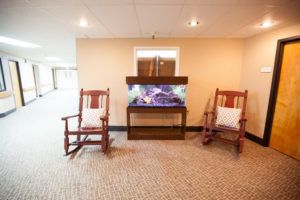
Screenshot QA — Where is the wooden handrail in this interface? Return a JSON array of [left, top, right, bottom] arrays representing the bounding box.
[[41, 83, 53, 87], [23, 86, 35, 92], [0, 91, 13, 98]]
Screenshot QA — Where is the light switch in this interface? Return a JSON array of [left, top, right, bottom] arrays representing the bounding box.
[[261, 66, 272, 73]]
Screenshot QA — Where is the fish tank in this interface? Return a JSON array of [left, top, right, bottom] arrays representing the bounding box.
[[128, 84, 186, 107]]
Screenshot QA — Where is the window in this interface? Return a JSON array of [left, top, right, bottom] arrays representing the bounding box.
[[134, 47, 179, 76], [0, 58, 6, 92]]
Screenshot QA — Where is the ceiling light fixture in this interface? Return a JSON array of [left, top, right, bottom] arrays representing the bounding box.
[[80, 20, 88, 27], [260, 21, 273, 28], [188, 20, 199, 27], [0, 36, 41, 48], [45, 57, 61, 61]]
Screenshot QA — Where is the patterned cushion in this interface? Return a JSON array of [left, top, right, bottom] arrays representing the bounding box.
[[81, 108, 105, 128], [215, 106, 241, 129]]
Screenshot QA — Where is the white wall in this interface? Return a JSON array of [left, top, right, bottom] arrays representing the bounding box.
[[56, 69, 78, 89], [39, 65, 54, 95], [18, 61, 36, 102], [0, 51, 54, 115]]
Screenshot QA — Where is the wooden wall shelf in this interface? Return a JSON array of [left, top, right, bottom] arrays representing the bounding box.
[[127, 106, 187, 140]]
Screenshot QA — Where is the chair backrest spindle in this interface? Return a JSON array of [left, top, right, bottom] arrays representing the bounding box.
[[221, 95, 224, 107]]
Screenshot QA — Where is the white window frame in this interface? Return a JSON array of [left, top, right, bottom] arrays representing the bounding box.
[[133, 47, 180, 76]]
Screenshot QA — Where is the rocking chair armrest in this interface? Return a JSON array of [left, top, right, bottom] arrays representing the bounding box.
[[239, 118, 247, 123], [100, 114, 109, 121], [61, 114, 80, 121], [241, 117, 247, 121]]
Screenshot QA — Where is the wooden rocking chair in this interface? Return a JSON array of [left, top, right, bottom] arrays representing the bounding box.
[[201, 88, 248, 153], [62, 88, 110, 156]]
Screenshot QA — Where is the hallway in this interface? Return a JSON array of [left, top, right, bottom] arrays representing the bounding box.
[[0, 89, 299, 200]]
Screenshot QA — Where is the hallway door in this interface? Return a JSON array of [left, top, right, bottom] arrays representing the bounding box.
[[269, 40, 300, 160], [9, 61, 23, 108]]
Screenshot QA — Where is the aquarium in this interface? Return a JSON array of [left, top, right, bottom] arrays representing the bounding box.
[[128, 84, 186, 107]]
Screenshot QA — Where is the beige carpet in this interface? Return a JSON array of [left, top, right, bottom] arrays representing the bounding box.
[[0, 89, 299, 200]]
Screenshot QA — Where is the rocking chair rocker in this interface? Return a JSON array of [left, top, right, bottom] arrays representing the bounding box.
[[201, 88, 248, 153], [62, 88, 110, 156]]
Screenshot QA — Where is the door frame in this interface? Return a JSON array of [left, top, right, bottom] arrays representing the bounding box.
[[262, 35, 300, 146], [8, 60, 25, 107]]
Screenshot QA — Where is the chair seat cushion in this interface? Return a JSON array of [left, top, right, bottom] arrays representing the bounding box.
[[68, 127, 105, 134], [215, 106, 241, 129], [81, 108, 105, 128]]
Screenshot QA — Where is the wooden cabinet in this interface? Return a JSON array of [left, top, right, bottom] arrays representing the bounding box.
[[127, 106, 187, 140]]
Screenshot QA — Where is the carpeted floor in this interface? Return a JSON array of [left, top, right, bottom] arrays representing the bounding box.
[[0, 89, 299, 200]]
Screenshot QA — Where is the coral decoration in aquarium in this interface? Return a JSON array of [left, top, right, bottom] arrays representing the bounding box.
[[128, 84, 186, 107]]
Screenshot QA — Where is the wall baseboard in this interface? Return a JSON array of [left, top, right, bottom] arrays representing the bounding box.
[[109, 126, 127, 131], [39, 89, 55, 97], [25, 98, 36, 105], [0, 108, 16, 118], [245, 132, 263, 145], [109, 125, 263, 146], [186, 126, 203, 132]]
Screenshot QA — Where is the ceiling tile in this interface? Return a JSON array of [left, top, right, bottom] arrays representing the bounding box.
[[27, 0, 82, 7], [77, 33, 113, 38], [136, 5, 183, 34], [185, 0, 238, 5], [0, 0, 299, 65], [114, 33, 141, 38], [199, 5, 275, 36], [88, 5, 140, 34], [81, 0, 133, 5], [230, 0, 300, 38], [135, 0, 184, 4], [171, 5, 230, 36], [41, 6, 111, 36], [0, 7, 71, 43], [142, 32, 170, 38], [236, 0, 291, 6], [0, 0, 32, 8]]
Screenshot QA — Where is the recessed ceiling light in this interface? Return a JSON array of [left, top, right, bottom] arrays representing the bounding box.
[[45, 57, 61, 61], [260, 21, 273, 28], [188, 20, 199, 27], [0, 36, 41, 48], [80, 20, 88, 27]]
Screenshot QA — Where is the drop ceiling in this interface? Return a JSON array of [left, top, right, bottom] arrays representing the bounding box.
[[0, 0, 299, 67]]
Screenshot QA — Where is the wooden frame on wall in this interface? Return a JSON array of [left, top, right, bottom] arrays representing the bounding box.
[[262, 35, 300, 146]]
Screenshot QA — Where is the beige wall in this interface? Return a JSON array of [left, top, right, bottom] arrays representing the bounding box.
[[77, 38, 244, 126], [239, 23, 300, 138]]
